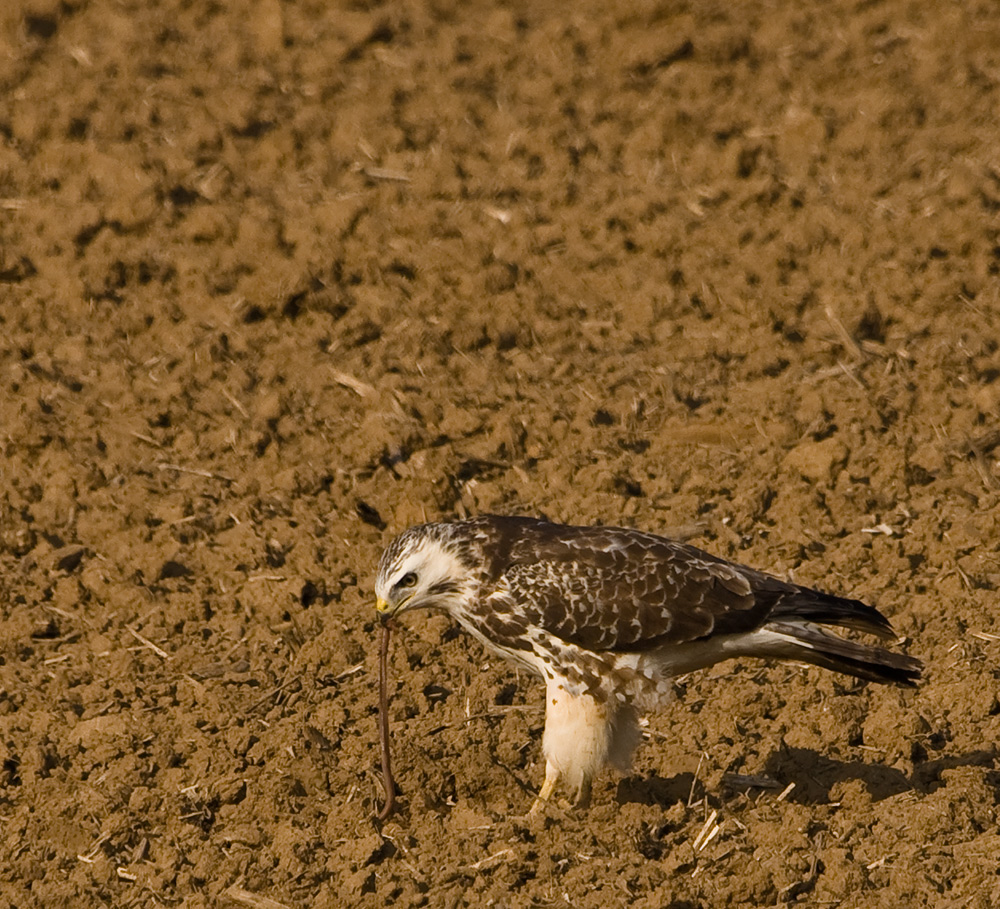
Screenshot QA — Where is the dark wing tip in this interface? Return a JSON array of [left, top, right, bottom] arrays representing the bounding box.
[[767, 588, 899, 640]]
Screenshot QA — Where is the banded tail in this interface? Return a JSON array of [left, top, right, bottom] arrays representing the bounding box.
[[763, 590, 922, 686]]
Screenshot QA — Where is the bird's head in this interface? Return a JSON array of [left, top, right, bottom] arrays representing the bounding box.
[[374, 523, 475, 623]]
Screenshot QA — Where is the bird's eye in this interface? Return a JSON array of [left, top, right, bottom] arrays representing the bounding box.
[[396, 572, 417, 590]]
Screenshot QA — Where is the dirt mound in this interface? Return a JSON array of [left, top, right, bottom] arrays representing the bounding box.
[[2, 0, 999, 905]]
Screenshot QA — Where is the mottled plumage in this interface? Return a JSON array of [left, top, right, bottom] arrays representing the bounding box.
[[374, 515, 921, 810]]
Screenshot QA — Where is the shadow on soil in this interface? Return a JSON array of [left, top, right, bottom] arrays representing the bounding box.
[[763, 745, 998, 803]]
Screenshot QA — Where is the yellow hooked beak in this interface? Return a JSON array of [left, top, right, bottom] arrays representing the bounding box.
[[376, 593, 413, 622]]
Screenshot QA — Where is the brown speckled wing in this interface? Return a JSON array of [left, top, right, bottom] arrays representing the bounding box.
[[481, 517, 783, 653]]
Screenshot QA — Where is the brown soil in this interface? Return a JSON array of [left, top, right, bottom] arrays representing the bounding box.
[[2, 0, 1000, 906]]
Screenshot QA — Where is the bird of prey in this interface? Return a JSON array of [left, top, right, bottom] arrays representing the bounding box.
[[374, 515, 921, 812]]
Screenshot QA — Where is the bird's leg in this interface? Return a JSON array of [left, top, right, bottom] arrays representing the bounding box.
[[529, 760, 560, 816], [572, 775, 592, 811]]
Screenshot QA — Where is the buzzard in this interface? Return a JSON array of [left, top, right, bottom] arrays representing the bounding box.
[[374, 515, 921, 811]]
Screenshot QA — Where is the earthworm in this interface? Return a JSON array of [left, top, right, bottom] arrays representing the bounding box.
[[376, 620, 396, 821]]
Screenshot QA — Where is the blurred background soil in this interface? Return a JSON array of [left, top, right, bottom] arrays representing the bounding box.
[[2, 0, 1000, 906]]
